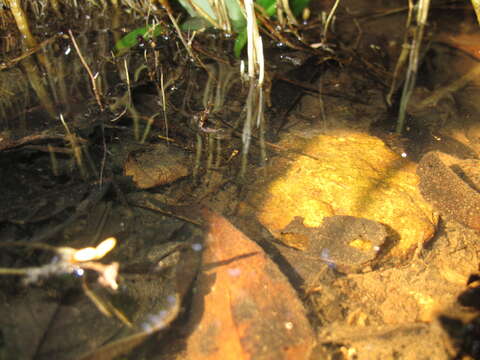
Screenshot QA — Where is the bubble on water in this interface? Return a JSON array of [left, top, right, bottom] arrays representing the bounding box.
[[228, 268, 241, 277], [141, 322, 154, 332], [320, 249, 336, 269], [191, 243, 203, 252], [140, 295, 178, 333], [73, 268, 84, 277], [141, 310, 168, 333], [167, 294, 177, 305]]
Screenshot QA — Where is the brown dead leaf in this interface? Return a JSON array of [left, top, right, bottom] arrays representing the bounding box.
[[437, 32, 480, 60], [184, 209, 315, 360]]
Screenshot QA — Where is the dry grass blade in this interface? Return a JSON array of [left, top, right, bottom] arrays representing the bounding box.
[[471, 0, 480, 24]]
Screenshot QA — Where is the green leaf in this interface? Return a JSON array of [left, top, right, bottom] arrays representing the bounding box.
[[180, 16, 212, 31], [175, 0, 312, 57], [225, 0, 246, 31], [234, 28, 248, 58], [256, 0, 309, 17], [256, 0, 277, 16], [290, 0, 310, 17], [115, 24, 164, 53]]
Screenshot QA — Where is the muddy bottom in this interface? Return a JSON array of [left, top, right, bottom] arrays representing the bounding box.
[[2, 0, 480, 359]]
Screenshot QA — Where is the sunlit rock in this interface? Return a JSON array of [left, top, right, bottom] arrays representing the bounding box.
[[247, 127, 437, 261]]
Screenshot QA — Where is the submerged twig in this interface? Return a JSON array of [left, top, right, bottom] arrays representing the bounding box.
[[387, 0, 414, 106], [276, 0, 298, 26], [416, 61, 480, 110], [59, 113, 87, 178], [241, 0, 265, 178], [159, 0, 202, 65], [130, 200, 203, 227], [0, 237, 119, 289], [68, 29, 104, 111], [322, 0, 341, 41], [81, 272, 132, 326], [396, 0, 431, 134], [158, 67, 169, 142], [0, 133, 79, 152], [0, 35, 61, 70], [27, 180, 111, 243]]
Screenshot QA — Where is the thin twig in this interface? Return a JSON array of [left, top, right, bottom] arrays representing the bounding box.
[[0, 35, 61, 70], [322, 0, 341, 41], [396, 0, 431, 134], [387, 0, 414, 106], [131, 202, 203, 227], [158, 0, 202, 65], [26, 181, 111, 243], [68, 29, 104, 111]]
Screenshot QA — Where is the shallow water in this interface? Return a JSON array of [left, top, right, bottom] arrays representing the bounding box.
[[1, 1, 480, 359]]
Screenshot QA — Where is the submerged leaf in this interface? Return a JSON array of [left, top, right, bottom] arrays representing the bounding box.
[[184, 209, 315, 360]]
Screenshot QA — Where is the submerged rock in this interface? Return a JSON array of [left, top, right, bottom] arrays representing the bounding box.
[[124, 144, 189, 189], [282, 215, 388, 273], [417, 151, 480, 230], [246, 127, 437, 262]]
